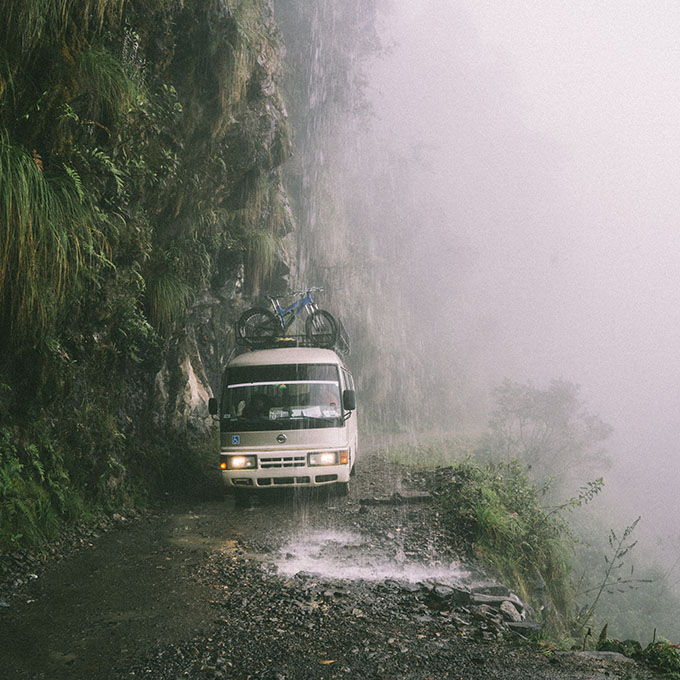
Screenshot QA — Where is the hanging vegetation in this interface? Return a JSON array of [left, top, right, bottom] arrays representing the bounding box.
[[0, 0, 293, 551]]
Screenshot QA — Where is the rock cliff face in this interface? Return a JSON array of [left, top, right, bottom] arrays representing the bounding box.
[[149, 1, 295, 437], [158, 0, 382, 436]]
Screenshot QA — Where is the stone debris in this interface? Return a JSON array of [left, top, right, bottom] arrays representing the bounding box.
[[558, 650, 636, 664], [359, 490, 434, 506], [471, 591, 524, 609], [506, 620, 545, 634], [268, 569, 538, 644], [500, 600, 524, 623]]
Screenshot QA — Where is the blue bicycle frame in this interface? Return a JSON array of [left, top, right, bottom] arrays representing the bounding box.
[[268, 290, 318, 333]]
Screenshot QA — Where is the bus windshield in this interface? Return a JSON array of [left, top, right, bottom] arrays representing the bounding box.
[[221, 363, 342, 431]]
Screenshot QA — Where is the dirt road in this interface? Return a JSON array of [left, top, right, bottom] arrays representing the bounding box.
[[0, 453, 657, 679]]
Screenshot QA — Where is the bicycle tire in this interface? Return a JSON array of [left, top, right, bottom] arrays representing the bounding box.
[[305, 309, 338, 349], [237, 307, 280, 347]]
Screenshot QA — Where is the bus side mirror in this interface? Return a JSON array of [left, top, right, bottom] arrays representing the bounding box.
[[342, 389, 356, 411], [208, 397, 218, 416]]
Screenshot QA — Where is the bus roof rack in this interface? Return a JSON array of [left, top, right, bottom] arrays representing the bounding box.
[[235, 323, 350, 357]]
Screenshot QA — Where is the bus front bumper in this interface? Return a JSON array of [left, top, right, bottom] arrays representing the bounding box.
[[220, 450, 350, 489]]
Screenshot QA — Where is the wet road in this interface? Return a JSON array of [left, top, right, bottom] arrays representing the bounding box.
[[0, 454, 657, 679], [0, 462, 416, 678]]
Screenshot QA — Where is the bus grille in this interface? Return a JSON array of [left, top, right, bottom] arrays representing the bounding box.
[[260, 455, 306, 469]]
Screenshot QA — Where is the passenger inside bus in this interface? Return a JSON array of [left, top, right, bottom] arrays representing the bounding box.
[[243, 393, 271, 418]]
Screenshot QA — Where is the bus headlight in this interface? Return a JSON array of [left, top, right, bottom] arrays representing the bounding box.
[[224, 455, 257, 470], [309, 451, 338, 466]]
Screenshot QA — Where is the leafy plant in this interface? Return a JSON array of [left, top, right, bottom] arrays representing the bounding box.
[[145, 265, 193, 331], [0, 426, 77, 547], [2, 1, 126, 59], [639, 641, 680, 677], [543, 478, 605, 519], [595, 636, 680, 678], [76, 40, 143, 127]]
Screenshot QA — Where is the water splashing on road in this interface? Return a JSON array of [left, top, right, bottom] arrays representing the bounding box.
[[275, 529, 471, 585]]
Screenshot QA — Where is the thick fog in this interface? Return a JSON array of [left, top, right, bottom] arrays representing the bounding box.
[[362, 1, 680, 544]]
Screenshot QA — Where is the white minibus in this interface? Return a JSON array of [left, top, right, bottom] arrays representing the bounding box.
[[209, 347, 357, 497]]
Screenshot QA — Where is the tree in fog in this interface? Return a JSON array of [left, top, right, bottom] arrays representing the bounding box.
[[480, 379, 612, 495]]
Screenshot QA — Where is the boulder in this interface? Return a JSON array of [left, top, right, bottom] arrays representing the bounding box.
[[499, 600, 523, 623]]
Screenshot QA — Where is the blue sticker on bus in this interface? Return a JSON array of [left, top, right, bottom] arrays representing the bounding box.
[[232, 435, 240, 445]]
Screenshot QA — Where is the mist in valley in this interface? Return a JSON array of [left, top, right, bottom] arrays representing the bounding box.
[[276, 0, 680, 635]]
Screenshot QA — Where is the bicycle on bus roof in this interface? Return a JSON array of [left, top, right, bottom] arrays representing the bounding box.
[[237, 287, 338, 349]]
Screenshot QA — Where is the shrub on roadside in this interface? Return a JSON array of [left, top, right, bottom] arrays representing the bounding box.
[[435, 459, 573, 626]]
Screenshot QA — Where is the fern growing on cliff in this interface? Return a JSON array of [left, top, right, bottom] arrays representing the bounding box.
[[77, 41, 143, 127], [146, 266, 193, 332], [0, 132, 107, 341], [0, 0, 295, 552]]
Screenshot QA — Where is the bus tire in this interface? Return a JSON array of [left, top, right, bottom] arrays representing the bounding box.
[[233, 488, 252, 508]]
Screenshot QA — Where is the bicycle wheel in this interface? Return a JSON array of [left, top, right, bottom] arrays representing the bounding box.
[[237, 307, 279, 347], [305, 309, 338, 348]]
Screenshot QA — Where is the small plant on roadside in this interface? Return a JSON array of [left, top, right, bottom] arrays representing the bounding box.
[[0, 426, 74, 547], [594, 636, 680, 679], [574, 517, 652, 634], [543, 478, 605, 519], [638, 640, 680, 678]]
